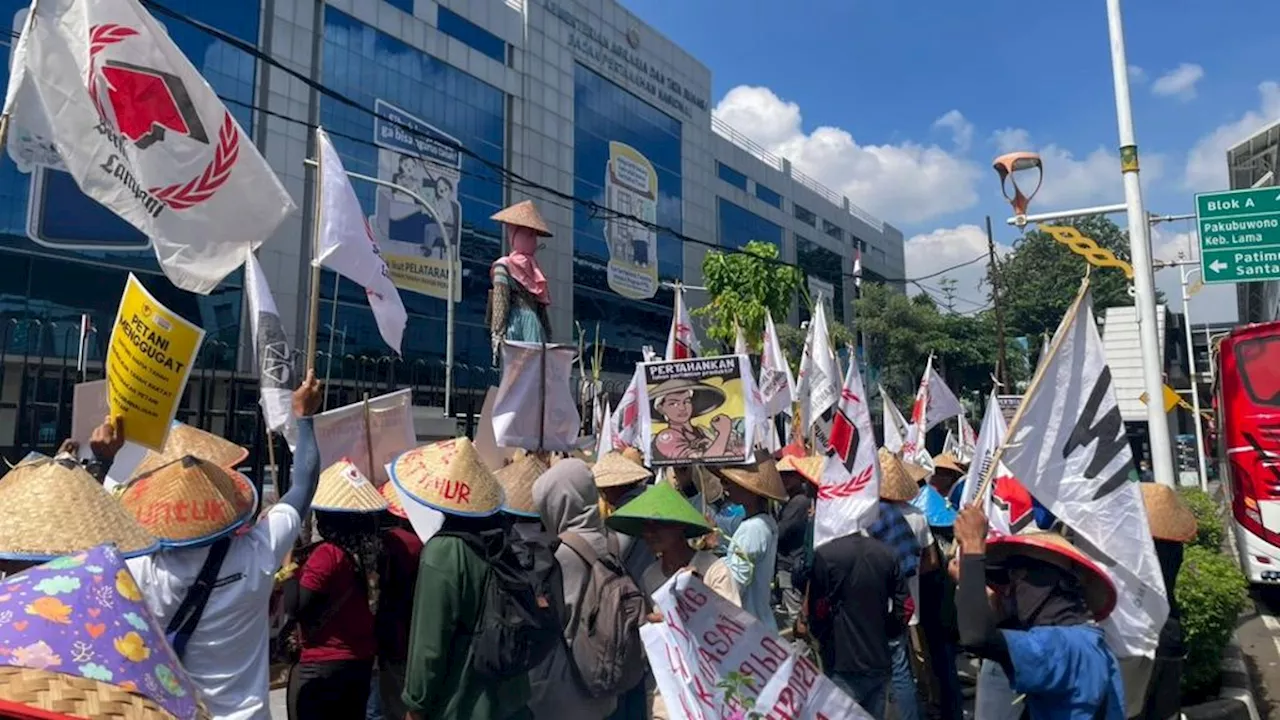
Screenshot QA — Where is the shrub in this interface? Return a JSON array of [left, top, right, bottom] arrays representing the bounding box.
[[1177, 544, 1249, 701], [1179, 487, 1225, 551]]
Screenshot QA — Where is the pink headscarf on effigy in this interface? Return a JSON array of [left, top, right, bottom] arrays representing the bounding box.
[[496, 225, 550, 305]]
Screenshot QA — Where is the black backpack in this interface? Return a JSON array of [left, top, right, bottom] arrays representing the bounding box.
[[439, 528, 563, 681]]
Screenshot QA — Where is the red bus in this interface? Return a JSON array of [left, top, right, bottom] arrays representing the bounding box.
[[1216, 320, 1280, 584]]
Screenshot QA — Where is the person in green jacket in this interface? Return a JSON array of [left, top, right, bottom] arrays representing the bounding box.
[[389, 437, 532, 720]]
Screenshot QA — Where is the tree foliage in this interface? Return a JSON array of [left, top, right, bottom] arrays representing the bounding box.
[[694, 241, 804, 351], [991, 215, 1161, 339]]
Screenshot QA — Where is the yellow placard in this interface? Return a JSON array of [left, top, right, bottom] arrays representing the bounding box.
[[105, 274, 206, 451], [1138, 384, 1182, 414], [382, 253, 461, 301]]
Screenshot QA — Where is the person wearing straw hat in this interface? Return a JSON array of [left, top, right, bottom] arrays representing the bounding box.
[[391, 438, 536, 720], [954, 506, 1125, 720], [711, 449, 787, 633], [488, 199, 553, 360], [774, 442, 818, 629], [284, 459, 386, 719], [121, 370, 324, 720], [1136, 483, 1197, 720], [373, 477, 424, 720], [593, 448, 657, 611], [930, 452, 967, 500]]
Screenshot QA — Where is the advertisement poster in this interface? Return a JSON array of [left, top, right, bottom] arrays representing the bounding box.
[[641, 355, 755, 466], [105, 274, 205, 451], [314, 388, 417, 487], [605, 141, 659, 300], [370, 98, 462, 301]]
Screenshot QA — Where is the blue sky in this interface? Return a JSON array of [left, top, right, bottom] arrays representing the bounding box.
[[621, 0, 1278, 322]]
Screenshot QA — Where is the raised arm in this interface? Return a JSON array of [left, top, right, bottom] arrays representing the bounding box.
[[280, 370, 322, 515]]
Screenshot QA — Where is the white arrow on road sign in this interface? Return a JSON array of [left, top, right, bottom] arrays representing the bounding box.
[[1210, 259, 1229, 273]]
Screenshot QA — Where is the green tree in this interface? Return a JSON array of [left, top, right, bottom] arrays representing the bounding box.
[[694, 241, 804, 351], [991, 215, 1161, 339]]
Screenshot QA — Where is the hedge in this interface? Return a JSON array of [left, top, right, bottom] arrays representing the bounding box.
[[1178, 487, 1225, 552], [1177, 544, 1249, 701]]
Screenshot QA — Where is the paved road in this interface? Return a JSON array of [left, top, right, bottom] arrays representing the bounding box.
[[1240, 585, 1280, 719]]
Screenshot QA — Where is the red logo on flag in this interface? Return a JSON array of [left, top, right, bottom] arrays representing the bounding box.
[[993, 473, 1034, 532]]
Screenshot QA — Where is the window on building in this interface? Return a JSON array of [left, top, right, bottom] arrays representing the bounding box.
[[822, 219, 843, 241], [437, 6, 507, 63], [717, 162, 748, 191], [383, 0, 414, 13], [719, 198, 783, 251], [796, 236, 846, 323], [755, 182, 782, 209], [794, 203, 816, 227]]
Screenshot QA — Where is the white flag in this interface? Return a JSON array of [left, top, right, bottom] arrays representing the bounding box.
[[760, 311, 796, 418], [797, 300, 839, 431], [595, 399, 615, 461], [244, 250, 298, 450], [925, 367, 965, 430], [492, 341, 582, 453], [901, 360, 934, 471], [881, 385, 909, 454], [665, 285, 701, 360], [4, 0, 295, 293], [733, 322, 749, 357], [814, 357, 881, 547], [315, 127, 406, 354], [611, 365, 645, 450], [960, 414, 979, 456], [942, 429, 959, 458], [958, 392, 1035, 537], [1001, 288, 1168, 659]]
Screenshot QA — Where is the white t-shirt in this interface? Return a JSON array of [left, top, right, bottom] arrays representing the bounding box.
[[899, 503, 933, 626], [126, 504, 301, 720]]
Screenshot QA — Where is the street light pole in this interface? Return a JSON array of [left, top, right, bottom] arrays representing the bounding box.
[[1105, 0, 1177, 487], [1180, 266, 1209, 491]]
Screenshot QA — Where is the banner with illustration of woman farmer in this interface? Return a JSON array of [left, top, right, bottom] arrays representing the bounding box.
[[638, 355, 764, 467]]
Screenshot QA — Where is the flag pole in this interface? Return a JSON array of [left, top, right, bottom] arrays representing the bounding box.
[[970, 276, 1091, 506], [362, 392, 376, 482], [304, 128, 325, 376]]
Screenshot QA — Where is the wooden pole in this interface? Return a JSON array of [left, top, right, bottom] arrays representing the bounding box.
[[304, 129, 325, 375], [362, 392, 376, 482]]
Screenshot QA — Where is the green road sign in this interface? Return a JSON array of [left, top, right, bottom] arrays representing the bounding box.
[[1196, 187, 1280, 284]]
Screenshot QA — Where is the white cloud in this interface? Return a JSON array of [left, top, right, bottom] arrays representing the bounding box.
[[1151, 63, 1205, 101], [933, 110, 974, 153], [1184, 81, 1280, 191], [1129, 65, 1147, 84], [903, 224, 1011, 312], [989, 128, 1166, 210], [713, 86, 982, 226]]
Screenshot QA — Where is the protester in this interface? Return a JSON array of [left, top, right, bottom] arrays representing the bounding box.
[[120, 370, 323, 720], [775, 444, 820, 628], [375, 476, 424, 720], [712, 449, 786, 632], [392, 437, 532, 719], [535, 457, 623, 720], [872, 448, 927, 720], [286, 459, 387, 719], [1137, 483, 1198, 720], [911, 471, 965, 720], [52, 415, 125, 484], [954, 506, 1125, 719], [930, 453, 966, 500]]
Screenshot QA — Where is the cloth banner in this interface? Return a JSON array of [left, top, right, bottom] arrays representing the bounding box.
[[665, 284, 701, 360], [640, 355, 758, 467], [760, 311, 797, 418], [610, 365, 645, 451], [492, 341, 582, 452], [797, 300, 839, 432], [314, 389, 416, 487], [647, 571, 868, 719], [4, 0, 294, 293], [959, 392, 1034, 536], [881, 385, 909, 455], [733, 323, 749, 357], [814, 355, 882, 547], [244, 250, 298, 450], [1000, 286, 1168, 659]]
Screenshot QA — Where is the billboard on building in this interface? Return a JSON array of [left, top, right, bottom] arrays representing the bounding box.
[[605, 141, 659, 300]]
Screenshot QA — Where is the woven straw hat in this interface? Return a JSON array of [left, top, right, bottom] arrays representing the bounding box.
[[649, 378, 725, 417], [130, 423, 249, 481], [987, 531, 1118, 621], [879, 448, 919, 502], [491, 200, 552, 236], [593, 451, 653, 489], [390, 438, 503, 517], [314, 459, 389, 514], [607, 482, 713, 539], [0, 458, 158, 561], [1139, 483, 1198, 543], [120, 456, 257, 547], [380, 480, 407, 520], [497, 453, 550, 518], [902, 459, 931, 484], [712, 449, 788, 502], [776, 453, 824, 487], [932, 452, 966, 475]]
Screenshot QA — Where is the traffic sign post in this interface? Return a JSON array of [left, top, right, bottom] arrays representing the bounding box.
[[1196, 187, 1280, 284]]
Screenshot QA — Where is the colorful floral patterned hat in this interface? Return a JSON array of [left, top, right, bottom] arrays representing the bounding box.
[[0, 544, 207, 719]]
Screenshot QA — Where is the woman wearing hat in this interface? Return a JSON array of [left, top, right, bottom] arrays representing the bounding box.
[[488, 199, 553, 360], [649, 378, 743, 463], [954, 506, 1125, 719], [285, 459, 388, 719], [712, 450, 787, 633], [1137, 483, 1197, 720]]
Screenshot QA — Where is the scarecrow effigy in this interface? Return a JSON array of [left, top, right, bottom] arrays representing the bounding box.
[[487, 200, 553, 361]]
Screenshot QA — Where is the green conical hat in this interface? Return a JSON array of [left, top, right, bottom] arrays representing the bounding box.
[[606, 482, 712, 539]]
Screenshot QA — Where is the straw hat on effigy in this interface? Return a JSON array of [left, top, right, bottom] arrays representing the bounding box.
[[313, 459, 389, 514], [1139, 482, 1198, 543], [986, 531, 1118, 621], [0, 544, 208, 719], [593, 449, 652, 489], [496, 452, 550, 518], [390, 438, 504, 517], [711, 449, 788, 502], [879, 448, 920, 503], [491, 200, 552, 236], [120, 456, 258, 547], [129, 423, 249, 481], [0, 457, 158, 562], [606, 482, 714, 540]]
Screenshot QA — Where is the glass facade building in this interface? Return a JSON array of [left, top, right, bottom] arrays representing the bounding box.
[[0, 0, 906, 453]]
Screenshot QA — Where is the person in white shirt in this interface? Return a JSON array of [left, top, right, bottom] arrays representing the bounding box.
[[117, 371, 323, 720]]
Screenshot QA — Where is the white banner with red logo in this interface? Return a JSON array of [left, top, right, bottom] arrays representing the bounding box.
[[760, 311, 796, 419], [665, 284, 701, 360], [813, 355, 881, 547], [609, 365, 645, 451], [881, 385, 909, 454], [4, 0, 295, 294], [797, 300, 839, 434], [960, 392, 1036, 536]]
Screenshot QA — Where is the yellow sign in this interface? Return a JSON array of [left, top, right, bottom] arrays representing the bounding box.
[[106, 274, 205, 451], [1039, 225, 1135, 279], [382, 253, 461, 301], [1138, 384, 1182, 414]]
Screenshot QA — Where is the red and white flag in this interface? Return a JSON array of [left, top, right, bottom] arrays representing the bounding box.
[[733, 321, 749, 357], [958, 392, 1034, 536], [902, 356, 964, 468], [315, 128, 406, 354], [759, 311, 796, 418], [610, 365, 645, 450], [3, 0, 295, 293], [664, 285, 701, 360], [814, 356, 881, 547]]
